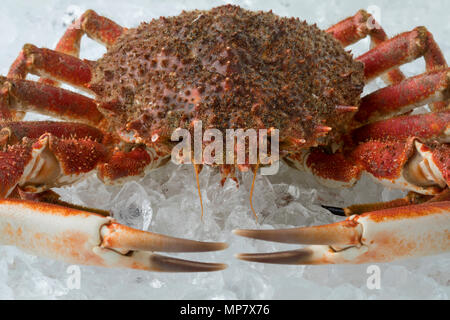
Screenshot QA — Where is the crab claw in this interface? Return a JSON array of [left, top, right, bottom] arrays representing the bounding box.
[[235, 202, 449, 265], [0, 200, 227, 272]]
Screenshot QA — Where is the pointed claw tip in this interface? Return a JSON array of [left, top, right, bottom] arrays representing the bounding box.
[[235, 253, 250, 261], [234, 252, 266, 263], [236, 249, 315, 265], [213, 242, 229, 251], [149, 254, 228, 273], [233, 228, 258, 239], [322, 205, 346, 217], [187, 240, 229, 252]]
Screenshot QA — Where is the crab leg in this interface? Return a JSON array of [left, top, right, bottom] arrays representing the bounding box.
[[286, 109, 449, 191], [0, 121, 104, 145], [356, 26, 448, 112], [289, 137, 448, 198], [326, 9, 405, 85], [235, 202, 450, 265], [356, 68, 450, 123], [0, 133, 107, 198], [40, 10, 124, 86], [0, 200, 227, 272], [7, 44, 93, 91], [354, 139, 448, 193], [0, 76, 103, 124], [0, 121, 106, 203], [357, 27, 447, 83], [327, 10, 389, 47], [98, 147, 170, 185], [352, 110, 450, 143], [54, 9, 124, 58], [311, 139, 447, 195]]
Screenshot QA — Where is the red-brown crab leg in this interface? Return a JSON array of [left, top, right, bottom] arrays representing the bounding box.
[[54, 9, 124, 58], [0, 121, 104, 145], [356, 26, 448, 112], [0, 121, 169, 188], [0, 76, 103, 124], [352, 110, 450, 144], [358, 27, 447, 82], [98, 146, 170, 185], [0, 199, 227, 272], [299, 139, 448, 195], [0, 121, 106, 201], [352, 139, 448, 194], [355, 68, 450, 123], [8, 44, 93, 91], [326, 9, 405, 85], [287, 111, 449, 194], [0, 133, 108, 198], [0, 121, 107, 198], [40, 10, 124, 86], [235, 202, 449, 265]]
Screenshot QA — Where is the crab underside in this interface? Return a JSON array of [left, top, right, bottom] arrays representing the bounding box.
[[0, 5, 448, 271]]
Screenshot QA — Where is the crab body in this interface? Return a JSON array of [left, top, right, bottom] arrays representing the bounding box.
[[91, 6, 364, 160], [0, 5, 448, 270]]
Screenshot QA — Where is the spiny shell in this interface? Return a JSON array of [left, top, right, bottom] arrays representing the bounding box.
[[91, 5, 364, 153]]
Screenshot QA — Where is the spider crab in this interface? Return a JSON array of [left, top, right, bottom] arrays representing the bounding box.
[[0, 5, 448, 271]]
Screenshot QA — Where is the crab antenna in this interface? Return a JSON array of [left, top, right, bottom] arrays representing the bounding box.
[[250, 163, 259, 222], [193, 163, 204, 220]]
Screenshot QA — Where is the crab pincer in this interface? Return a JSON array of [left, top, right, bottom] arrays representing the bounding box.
[[235, 202, 449, 265], [0, 200, 227, 272]]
